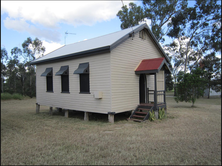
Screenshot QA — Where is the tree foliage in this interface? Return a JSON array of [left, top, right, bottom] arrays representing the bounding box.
[[174, 68, 207, 106], [201, 53, 221, 98], [1, 48, 8, 77], [168, 0, 221, 72], [1, 37, 45, 97], [142, 0, 187, 42], [116, 0, 188, 42], [117, 2, 145, 30]]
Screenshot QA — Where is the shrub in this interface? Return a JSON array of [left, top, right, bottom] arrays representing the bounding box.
[[149, 110, 155, 121], [1, 93, 24, 100], [12, 93, 24, 100], [1, 93, 13, 100], [158, 108, 165, 120]]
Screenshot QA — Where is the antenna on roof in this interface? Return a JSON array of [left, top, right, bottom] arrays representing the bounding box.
[[64, 31, 76, 45]]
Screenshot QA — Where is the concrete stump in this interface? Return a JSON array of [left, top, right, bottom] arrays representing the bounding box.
[[155, 111, 158, 119], [108, 114, 114, 123], [49, 107, 53, 115], [84, 112, 89, 121], [36, 103, 40, 114], [64, 109, 69, 118]]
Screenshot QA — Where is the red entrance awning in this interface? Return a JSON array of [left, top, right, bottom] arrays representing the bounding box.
[[135, 57, 170, 74]]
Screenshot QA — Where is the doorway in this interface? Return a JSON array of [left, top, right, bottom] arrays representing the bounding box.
[[139, 74, 146, 104]]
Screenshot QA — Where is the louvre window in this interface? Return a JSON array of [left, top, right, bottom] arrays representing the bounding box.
[[80, 74, 90, 93], [74, 62, 90, 93], [41, 68, 53, 92], [61, 74, 69, 92], [55, 66, 69, 93], [46, 75, 53, 92]]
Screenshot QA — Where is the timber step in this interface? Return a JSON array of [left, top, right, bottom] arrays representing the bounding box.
[[137, 108, 150, 111], [132, 115, 146, 118], [128, 118, 143, 122], [128, 104, 154, 122], [134, 111, 148, 115]]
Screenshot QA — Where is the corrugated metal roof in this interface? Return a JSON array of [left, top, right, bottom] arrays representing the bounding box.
[[135, 58, 165, 71], [30, 23, 169, 65], [135, 58, 171, 74]]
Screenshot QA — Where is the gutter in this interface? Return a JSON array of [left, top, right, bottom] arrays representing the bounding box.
[[30, 46, 110, 65]]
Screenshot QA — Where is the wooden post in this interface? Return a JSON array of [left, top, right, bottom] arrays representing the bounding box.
[[49, 107, 53, 115], [64, 109, 69, 118], [84, 112, 89, 121], [164, 70, 166, 104], [36, 103, 40, 113], [154, 73, 157, 111], [108, 113, 114, 123]]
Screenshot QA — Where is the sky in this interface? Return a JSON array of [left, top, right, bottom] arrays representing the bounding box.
[[1, 1, 143, 58]]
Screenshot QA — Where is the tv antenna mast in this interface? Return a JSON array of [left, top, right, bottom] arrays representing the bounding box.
[[64, 31, 76, 45]]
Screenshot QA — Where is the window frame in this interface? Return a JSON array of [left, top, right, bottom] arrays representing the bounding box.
[[60, 66, 69, 93], [61, 74, 69, 93], [79, 73, 90, 94], [46, 73, 53, 92]]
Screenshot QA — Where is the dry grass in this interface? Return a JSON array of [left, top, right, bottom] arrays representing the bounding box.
[[1, 95, 221, 165]]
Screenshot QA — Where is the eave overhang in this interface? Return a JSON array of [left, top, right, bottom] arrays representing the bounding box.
[[30, 46, 110, 65]]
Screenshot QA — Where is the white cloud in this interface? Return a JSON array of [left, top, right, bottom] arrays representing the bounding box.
[[42, 41, 64, 56], [3, 17, 61, 42], [1, 1, 128, 43], [1, 1, 124, 28], [35, 40, 63, 59]]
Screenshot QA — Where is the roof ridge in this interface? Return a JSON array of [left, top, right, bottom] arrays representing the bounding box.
[[64, 24, 145, 47]]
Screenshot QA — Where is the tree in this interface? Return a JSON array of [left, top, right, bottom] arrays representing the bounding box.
[[168, 0, 221, 73], [1, 48, 8, 93], [201, 53, 221, 98], [22, 37, 45, 97], [4, 47, 21, 94], [142, 0, 187, 43], [1, 48, 8, 76], [117, 0, 188, 42], [163, 36, 201, 80], [174, 67, 207, 107], [117, 3, 145, 30]]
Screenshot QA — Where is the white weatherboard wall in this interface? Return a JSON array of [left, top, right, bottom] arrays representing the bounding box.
[[36, 52, 111, 114], [110, 31, 163, 113]]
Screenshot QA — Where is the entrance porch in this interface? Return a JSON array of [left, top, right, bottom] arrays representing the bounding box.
[[129, 57, 171, 122]]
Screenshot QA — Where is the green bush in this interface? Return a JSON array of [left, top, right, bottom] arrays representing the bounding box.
[[158, 108, 166, 120], [149, 110, 155, 121], [12, 93, 24, 100], [1, 93, 13, 100], [1, 93, 24, 100]]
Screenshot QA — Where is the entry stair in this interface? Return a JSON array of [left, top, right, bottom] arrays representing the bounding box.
[[128, 103, 154, 122]]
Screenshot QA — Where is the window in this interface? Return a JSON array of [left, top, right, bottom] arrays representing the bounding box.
[[80, 74, 90, 93], [139, 30, 146, 40], [41, 68, 53, 92], [46, 74, 53, 92], [73, 62, 90, 93], [61, 74, 69, 92], [55, 65, 69, 93]]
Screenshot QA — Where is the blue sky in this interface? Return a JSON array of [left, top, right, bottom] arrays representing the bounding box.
[[2, 1, 220, 60], [1, 1, 143, 58]]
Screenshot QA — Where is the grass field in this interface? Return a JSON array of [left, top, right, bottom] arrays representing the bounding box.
[[1, 94, 221, 165]]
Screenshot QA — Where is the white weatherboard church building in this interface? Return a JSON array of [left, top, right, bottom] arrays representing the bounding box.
[[30, 23, 171, 123]]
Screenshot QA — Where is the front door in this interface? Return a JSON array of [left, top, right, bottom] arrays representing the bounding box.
[[139, 74, 146, 103]]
